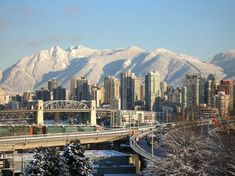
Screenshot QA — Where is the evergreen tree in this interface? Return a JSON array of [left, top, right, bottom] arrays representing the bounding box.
[[24, 147, 61, 176], [62, 140, 93, 176], [24, 140, 93, 176]]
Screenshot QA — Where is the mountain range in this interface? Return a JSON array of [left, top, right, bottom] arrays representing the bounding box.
[[0, 45, 234, 93]]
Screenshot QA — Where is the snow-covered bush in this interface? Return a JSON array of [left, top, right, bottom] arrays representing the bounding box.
[[24, 140, 93, 176]]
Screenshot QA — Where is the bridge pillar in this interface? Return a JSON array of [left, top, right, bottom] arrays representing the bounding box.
[[36, 100, 44, 125], [90, 100, 96, 126]]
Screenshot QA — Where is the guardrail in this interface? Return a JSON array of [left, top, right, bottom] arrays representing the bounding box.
[[0, 129, 128, 144], [130, 129, 159, 163], [0, 125, 155, 141], [0, 125, 156, 151]]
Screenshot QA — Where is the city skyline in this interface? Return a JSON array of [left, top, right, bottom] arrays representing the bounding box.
[[0, 1, 234, 173], [0, 0, 235, 70], [0, 68, 234, 175]]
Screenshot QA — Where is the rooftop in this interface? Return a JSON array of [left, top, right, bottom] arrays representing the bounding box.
[[85, 150, 128, 157]]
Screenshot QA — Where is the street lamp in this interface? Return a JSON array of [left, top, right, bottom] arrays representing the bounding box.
[[151, 128, 154, 157]]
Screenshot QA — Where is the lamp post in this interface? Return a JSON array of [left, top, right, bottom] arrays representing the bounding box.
[[151, 128, 154, 157]]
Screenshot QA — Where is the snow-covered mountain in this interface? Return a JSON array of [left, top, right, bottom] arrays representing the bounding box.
[[210, 50, 235, 80], [0, 45, 231, 93]]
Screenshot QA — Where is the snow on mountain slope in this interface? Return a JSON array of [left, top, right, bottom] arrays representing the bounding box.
[[35, 46, 145, 89], [0, 45, 227, 92], [130, 49, 224, 85], [210, 50, 235, 79], [0, 46, 70, 92]]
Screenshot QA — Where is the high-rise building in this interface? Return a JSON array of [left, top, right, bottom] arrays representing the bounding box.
[[53, 86, 67, 100], [204, 74, 217, 107], [77, 77, 91, 101], [36, 88, 52, 101], [120, 71, 136, 110], [99, 86, 105, 105], [160, 81, 167, 97], [214, 91, 229, 119], [140, 84, 145, 101], [70, 76, 80, 100], [22, 91, 34, 102], [168, 91, 182, 104], [181, 86, 187, 111], [48, 79, 58, 92], [91, 84, 102, 107], [145, 71, 161, 111], [199, 76, 206, 104], [134, 77, 141, 101], [110, 98, 121, 110], [184, 74, 204, 109], [104, 76, 120, 104], [217, 80, 234, 112], [166, 85, 174, 95], [155, 96, 162, 112]]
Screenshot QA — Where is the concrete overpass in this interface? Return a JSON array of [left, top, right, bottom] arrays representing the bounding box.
[[130, 119, 235, 163], [0, 126, 155, 152]]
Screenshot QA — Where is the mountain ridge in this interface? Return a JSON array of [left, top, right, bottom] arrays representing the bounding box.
[[210, 49, 235, 80], [0, 45, 233, 93]]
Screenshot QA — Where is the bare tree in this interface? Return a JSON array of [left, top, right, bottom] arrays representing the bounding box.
[[144, 123, 235, 176], [208, 124, 235, 175]]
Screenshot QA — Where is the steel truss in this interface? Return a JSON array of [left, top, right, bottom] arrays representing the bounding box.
[[96, 109, 117, 119], [0, 111, 36, 121], [43, 100, 90, 110]]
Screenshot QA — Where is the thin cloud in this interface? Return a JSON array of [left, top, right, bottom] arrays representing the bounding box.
[[64, 6, 80, 15]]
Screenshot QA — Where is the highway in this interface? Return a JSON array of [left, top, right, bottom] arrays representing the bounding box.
[[130, 119, 235, 163], [0, 126, 155, 151], [130, 129, 160, 163], [0, 118, 234, 159]]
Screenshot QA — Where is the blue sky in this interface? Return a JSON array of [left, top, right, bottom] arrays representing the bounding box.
[[0, 0, 235, 70]]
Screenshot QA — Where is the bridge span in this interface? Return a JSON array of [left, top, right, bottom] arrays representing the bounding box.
[[0, 100, 98, 125], [0, 126, 154, 152]]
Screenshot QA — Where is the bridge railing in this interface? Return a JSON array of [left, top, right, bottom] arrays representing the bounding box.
[[0, 129, 130, 145], [0, 124, 156, 141], [130, 129, 159, 163], [0, 125, 157, 152]]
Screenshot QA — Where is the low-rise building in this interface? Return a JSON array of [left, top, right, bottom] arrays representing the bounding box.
[[86, 150, 138, 176], [111, 110, 156, 128]]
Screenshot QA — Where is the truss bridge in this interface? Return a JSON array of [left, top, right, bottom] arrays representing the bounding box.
[[0, 100, 97, 125]]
